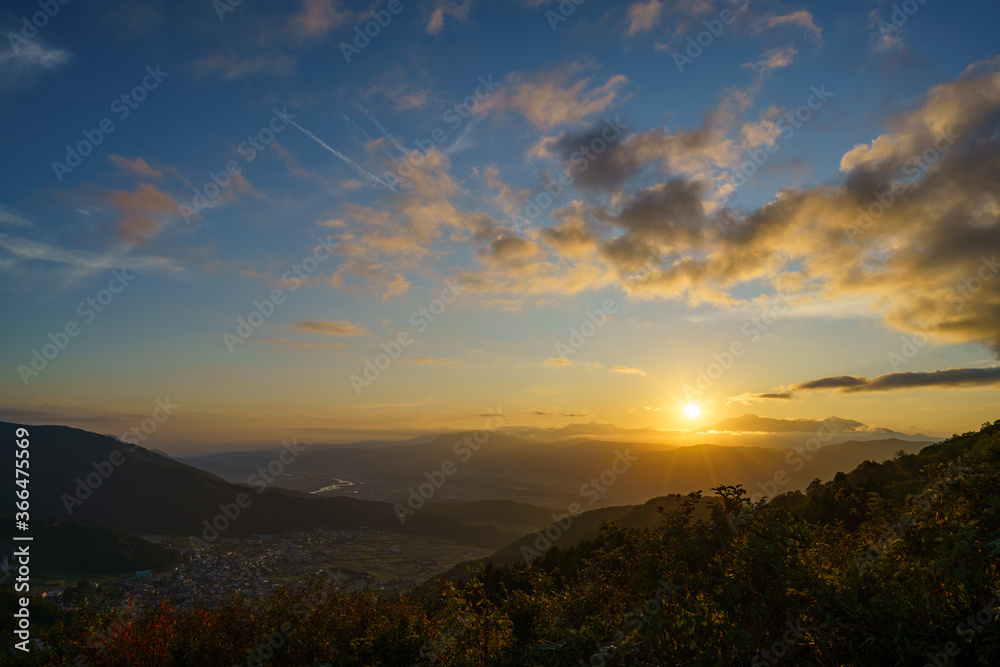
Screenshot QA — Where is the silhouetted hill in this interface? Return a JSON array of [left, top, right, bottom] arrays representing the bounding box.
[[0, 518, 177, 575], [420, 499, 559, 526], [0, 422, 493, 545], [701, 413, 903, 435], [430, 494, 713, 585], [31, 420, 994, 665]]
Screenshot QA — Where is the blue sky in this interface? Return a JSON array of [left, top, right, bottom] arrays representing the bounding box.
[[2, 0, 1000, 449]]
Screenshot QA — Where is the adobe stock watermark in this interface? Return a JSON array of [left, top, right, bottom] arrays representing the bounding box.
[[223, 235, 340, 353], [16, 269, 136, 385], [188, 439, 306, 549], [512, 117, 629, 232], [921, 591, 1000, 667], [545, 0, 586, 31], [683, 294, 793, 403], [51, 66, 169, 183], [416, 611, 476, 665], [61, 397, 179, 515], [728, 85, 833, 192], [179, 107, 295, 223], [393, 409, 506, 524], [349, 278, 462, 394], [6, 0, 71, 53], [583, 577, 682, 666], [553, 297, 620, 358], [854, 459, 966, 572], [887, 254, 998, 371], [670, 0, 751, 73], [521, 449, 638, 563], [844, 127, 960, 243], [340, 0, 414, 63], [236, 573, 339, 667], [874, 0, 931, 38], [749, 417, 843, 504], [213, 0, 246, 21], [547, 255, 658, 368], [381, 75, 501, 188], [67, 604, 144, 665]]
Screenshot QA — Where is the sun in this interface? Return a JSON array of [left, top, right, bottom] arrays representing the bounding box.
[[683, 402, 702, 419]]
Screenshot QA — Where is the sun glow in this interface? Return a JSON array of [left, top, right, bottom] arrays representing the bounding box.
[[683, 402, 702, 419]]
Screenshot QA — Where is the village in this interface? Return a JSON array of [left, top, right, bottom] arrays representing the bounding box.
[[34, 527, 479, 611]]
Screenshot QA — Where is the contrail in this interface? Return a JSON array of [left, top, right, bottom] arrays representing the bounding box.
[[286, 119, 397, 192], [343, 113, 398, 163], [342, 113, 375, 143], [353, 100, 408, 155]]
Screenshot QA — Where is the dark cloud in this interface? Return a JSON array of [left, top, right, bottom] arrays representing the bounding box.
[[794, 375, 868, 390], [540, 211, 602, 254], [751, 366, 1000, 400], [754, 392, 793, 400], [851, 366, 1000, 393], [554, 123, 635, 191], [604, 180, 708, 242]]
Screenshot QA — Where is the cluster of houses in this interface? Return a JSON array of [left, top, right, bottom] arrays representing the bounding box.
[[37, 527, 453, 610]]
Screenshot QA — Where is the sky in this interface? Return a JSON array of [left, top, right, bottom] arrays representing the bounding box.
[[1, 0, 999, 451]]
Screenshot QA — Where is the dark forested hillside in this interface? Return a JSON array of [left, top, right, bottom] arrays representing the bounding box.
[[0, 519, 178, 576], [8, 420, 1000, 666], [0, 422, 495, 545]]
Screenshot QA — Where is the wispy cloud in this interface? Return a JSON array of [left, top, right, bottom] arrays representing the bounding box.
[[295, 320, 370, 336], [289, 0, 355, 38], [728, 391, 794, 404], [612, 364, 647, 376], [404, 356, 458, 364], [625, 0, 662, 36], [261, 337, 347, 349], [0, 40, 71, 92], [108, 155, 164, 179], [742, 45, 797, 75], [0, 205, 33, 227], [427, 0, 472, 35], [286, 119, 398, 191], [477, 67, 627, 131], [192, 54, 295, 79], [758, 10, 823, 43], [0, 235, 186, 287]]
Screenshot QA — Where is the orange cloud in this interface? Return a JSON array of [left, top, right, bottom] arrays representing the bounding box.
[[477, 68, 628, 131], [108, 155, 162, 179], [295, 321, 370, 336], [405, 357, 458, 364], [289, 0, 354, 38], [625, 0, 662, 36], [427, 0, 472, 35], [260, 338, 347, 349], [109, 183, 177, 244], [612, 365, 647, 376], [758, 10, 823, 43]]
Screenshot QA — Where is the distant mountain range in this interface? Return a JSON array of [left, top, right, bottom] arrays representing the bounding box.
[[160, 415, 933, 456], [181, 427, 937, 508], [698, 413, 930, 438], [0, 422, 495, 545], [1, 419, 941, 564]]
